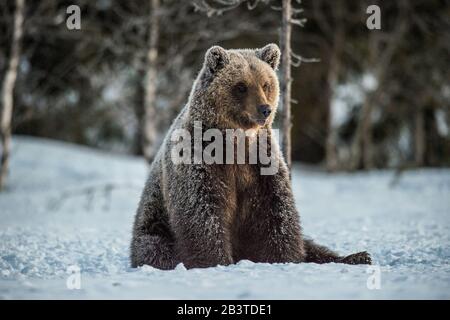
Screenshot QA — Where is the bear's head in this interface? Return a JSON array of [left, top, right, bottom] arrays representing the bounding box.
[[191, 44, 281, 130]]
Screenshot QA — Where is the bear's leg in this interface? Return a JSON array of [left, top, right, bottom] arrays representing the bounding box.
[[131, 210, 179, 269], [130, 168, 178, 269], [170, 166, 234, 269], [303, 239, 340, 263], [304, 239, 372, 265], [236, 208, 305, 264], [236, 170, 305, 263], [131, 233, 177, 270], [173, 212, 233, 269]]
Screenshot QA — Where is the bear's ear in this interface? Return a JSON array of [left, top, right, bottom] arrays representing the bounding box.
[[256, 43, 281, 70], [205, 46, 230, 74]]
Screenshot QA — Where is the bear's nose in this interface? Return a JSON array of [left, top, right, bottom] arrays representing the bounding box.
[[258, 104, 272, 118]]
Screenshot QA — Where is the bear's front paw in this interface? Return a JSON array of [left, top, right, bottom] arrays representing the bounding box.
[[340, 251, 372, 265]]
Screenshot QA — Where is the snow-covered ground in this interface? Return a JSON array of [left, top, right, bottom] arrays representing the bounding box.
[[0, 136, 449, 299]]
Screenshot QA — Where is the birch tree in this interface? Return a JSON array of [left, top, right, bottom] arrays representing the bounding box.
[[279, 0, 293, 170], [0, 0, 25, 190], [142, 0, 160, 163]]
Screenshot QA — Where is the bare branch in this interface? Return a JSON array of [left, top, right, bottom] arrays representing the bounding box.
[[193, 0, 271, 16], [193, 0, 245, 16], [291, 51, 320, 67], [292, 8, 304, 15]]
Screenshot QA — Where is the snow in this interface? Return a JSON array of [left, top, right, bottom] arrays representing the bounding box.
[[1, 136, 449, 299]]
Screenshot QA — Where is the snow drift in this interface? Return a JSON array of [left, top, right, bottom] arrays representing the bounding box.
[[0, 136, 449, 299]]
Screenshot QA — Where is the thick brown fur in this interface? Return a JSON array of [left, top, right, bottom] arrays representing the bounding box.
[[130, 44, 371, 269]]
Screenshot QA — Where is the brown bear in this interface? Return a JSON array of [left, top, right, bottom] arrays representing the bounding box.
[[130, 44, 371, 269]]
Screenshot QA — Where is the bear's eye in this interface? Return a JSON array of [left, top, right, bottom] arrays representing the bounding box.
[[234, 82, 248, 95], [263, 82, 271, 93]]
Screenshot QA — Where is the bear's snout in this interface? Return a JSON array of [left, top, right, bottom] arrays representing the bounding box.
[[258, 104, 272, 119]]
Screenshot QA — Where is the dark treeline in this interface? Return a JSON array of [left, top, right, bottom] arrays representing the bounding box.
[[0, 0, 449, 170]]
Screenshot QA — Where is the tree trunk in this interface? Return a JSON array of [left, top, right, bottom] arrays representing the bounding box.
[[0, 0, 25, 191], [362, 100, 374, 169], [280, 0, 292, 171], [324, 1, 346, 172], [349, 93, 375, 170], [414, 108, 425, 166], [325, 66, 339, 172], [325, 30, 344, 172], [142, 0, 160, 163]]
